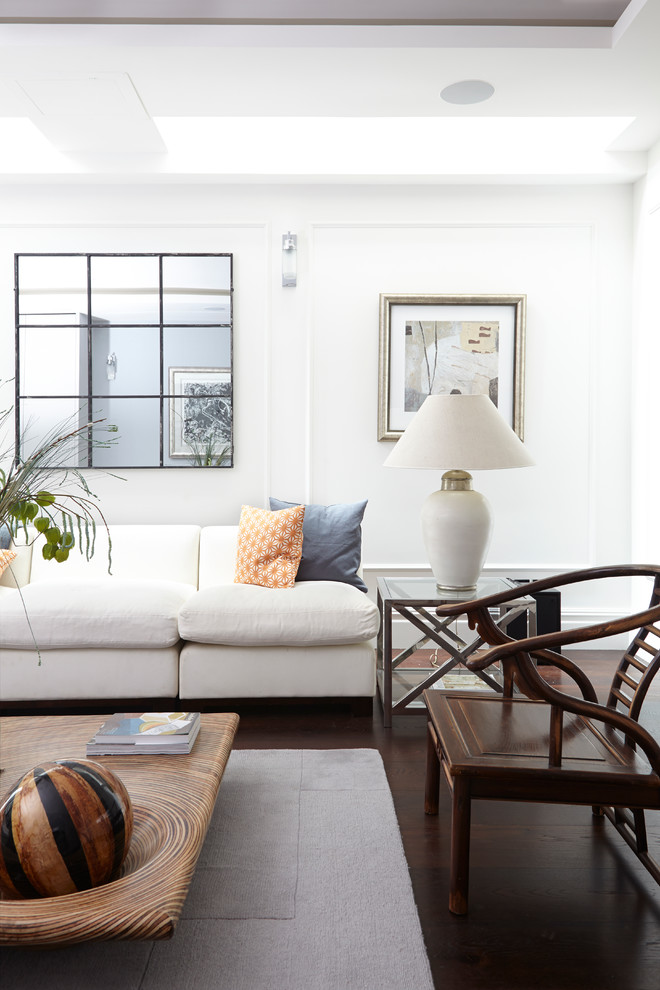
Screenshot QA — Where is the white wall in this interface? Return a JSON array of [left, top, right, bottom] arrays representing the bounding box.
[[0, 181, 640, 629], [632, 140, 660, 568]]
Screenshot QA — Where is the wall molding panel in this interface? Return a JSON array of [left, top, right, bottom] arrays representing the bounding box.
[[0, 183, 635, 625]]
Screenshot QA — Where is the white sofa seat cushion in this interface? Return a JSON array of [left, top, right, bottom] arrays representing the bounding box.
[[0, 579, 196, 650], [178, 581, 380, 647]]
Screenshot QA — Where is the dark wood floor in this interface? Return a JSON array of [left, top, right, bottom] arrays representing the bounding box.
[[232, 653, 660, 990]]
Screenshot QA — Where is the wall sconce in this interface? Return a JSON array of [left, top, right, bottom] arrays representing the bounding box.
[[282, 232, 297, 287], [106, 352, 117, 380]]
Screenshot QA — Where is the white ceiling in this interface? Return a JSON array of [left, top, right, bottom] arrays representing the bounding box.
[[0, 0, 659, 183]]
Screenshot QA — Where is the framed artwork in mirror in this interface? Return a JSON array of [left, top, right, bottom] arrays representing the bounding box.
[[378, 293, 526, 441], [168, 367, 233, 465]]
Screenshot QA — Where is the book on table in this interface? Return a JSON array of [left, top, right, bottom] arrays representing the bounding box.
[[86, 712, 201, 755]]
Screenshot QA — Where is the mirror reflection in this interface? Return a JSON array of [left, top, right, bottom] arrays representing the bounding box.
[[15, 253, 233, 468]]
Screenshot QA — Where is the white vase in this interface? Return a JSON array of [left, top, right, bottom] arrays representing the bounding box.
[[420, 471, 493, 592]]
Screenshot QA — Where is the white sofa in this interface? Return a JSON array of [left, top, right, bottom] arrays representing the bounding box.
[[0, 524, 379, 710]]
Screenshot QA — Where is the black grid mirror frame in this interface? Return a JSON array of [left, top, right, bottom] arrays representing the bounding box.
[[14, 252, 233, 469]]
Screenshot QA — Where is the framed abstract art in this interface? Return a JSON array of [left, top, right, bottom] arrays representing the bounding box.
[[378, 293, 526, 441]]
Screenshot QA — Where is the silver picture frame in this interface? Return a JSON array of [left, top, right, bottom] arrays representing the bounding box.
[[378, 293, 526, 441]]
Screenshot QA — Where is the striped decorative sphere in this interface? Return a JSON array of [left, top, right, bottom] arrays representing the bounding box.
[[0, 759, 133, 899]]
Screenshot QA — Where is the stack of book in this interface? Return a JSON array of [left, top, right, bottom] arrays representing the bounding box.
[[86, 712, 201, 755]]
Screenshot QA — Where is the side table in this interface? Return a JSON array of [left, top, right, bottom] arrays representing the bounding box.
[[376, 576, 536, 727]]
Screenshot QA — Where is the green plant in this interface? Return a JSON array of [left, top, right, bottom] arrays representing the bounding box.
[[188, 433, 232, 467], [0, 396, 120, 665], [1, 405, 118, 568]]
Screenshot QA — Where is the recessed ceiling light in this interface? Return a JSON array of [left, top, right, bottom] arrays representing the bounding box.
[[440, 80, 495, 105]]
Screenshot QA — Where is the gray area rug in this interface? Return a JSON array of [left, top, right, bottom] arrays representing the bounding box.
[[1, 749, 434, 990]]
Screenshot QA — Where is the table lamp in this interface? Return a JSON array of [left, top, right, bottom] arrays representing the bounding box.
[[383, 393, 534, 592]]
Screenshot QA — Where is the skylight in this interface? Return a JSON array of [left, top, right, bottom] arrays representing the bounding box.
[[153, 115, 637, 177], [0, 114, 640, 180], [0, 119, 73, 172]]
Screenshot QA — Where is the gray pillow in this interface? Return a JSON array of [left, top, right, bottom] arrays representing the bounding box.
[[269, 498, 368, 592]]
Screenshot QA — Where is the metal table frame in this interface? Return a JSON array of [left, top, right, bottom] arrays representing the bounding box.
[[376, 576, 536, 727]]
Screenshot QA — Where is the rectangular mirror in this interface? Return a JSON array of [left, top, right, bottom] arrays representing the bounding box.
[[15, 252, 233, 469], [17, 255, 88, 327], [162, 255, 231, 325], [90, 255, 161, 326]]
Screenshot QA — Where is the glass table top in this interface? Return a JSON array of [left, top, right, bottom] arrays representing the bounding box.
[[377, 575, 529, 604]]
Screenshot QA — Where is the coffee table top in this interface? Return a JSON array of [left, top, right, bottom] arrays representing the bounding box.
[[0, 712, 239, 945]]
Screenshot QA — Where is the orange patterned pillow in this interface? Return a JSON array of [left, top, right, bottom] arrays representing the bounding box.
[[234, 504, 305, 589], [0, 548, 17, 577]]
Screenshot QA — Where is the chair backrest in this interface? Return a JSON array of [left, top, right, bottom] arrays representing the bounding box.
[[606, 571, 660, 722]]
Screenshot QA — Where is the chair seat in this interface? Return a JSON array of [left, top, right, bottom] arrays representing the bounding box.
[[429, 690, 660, 807]]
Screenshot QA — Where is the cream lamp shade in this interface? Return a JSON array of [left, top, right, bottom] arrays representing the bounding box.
[[384, 394, 534, 592]]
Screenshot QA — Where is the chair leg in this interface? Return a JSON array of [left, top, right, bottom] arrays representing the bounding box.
[[633, 809, 649, 854], [424, 721, 440, 815], [449, 776, 472, 915]]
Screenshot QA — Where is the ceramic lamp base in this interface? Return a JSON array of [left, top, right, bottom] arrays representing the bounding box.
[[420, 471, 493, 592]]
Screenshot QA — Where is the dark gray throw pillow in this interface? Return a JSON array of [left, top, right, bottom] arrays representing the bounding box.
[[268, 498, 368, 592]]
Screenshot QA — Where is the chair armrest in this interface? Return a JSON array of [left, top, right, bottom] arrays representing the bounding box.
[[526, 649, 599, 703], [513, 674, 660, 773], [466, 598, 660, 670]]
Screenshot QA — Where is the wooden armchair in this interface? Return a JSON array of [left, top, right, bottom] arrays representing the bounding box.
[[423, 564, 660, 914]]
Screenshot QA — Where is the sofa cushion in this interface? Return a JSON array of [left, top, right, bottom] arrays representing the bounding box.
[[234, 504, 305, 589], [0, 549, 16, 577], [198, 527, 239, 586], [0, 579, 196, 650], [0, 541, 32, 589], [178, 581, 380, 647], [0, 523, 11, 549], [269, 497, 368, 592], [27, 525, 201, 587]]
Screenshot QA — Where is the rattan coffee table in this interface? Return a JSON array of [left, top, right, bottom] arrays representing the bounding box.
[[0, 711, 239, 946]]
